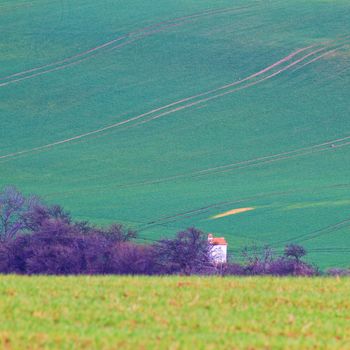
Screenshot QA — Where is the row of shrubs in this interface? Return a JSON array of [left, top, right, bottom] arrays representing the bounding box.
[[0, 221, 317, 275], [0, 186, 347, 276]]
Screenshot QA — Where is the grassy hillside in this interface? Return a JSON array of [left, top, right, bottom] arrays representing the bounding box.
[[1, 276, 349, 349], [1, 0, 350, 268]]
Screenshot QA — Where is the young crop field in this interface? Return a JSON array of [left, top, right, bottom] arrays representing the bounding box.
[[0, 276, 349, 349], [1, 0, 350, 268]]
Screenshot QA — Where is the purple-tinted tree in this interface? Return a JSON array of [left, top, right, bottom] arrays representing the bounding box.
[[100, 224, 137, 243], [0, 218, 144, 275], [108, 243, 156, 275], [82, 234, 115, 274], [12, 219, 84, 274], [284, 244, 306, 263], [23, 203, 71, 231], [74, 223, 137, 243], [242, 246, 274, 275], [154, 227, 213, 275], [0, 186, 40, 241], [2, 234, 33, 273], [270, 256, 316, 276], [0, 243, 11, 273], [238, 245, 316, 276]]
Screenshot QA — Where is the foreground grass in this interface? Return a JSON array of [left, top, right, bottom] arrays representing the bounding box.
[[0, 276, 349, 349]]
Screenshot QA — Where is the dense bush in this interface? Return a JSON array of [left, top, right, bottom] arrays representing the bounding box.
[[221, 245, 317, 276], [1, 225, 318, 276], [268, 257, 316, 276], [244, 245, 317, 276], [154, 228, 214, 275], [326, 268, 350, 276], [108, 243, 156, 275], [0, 219, 154, 275], [222, 263, 246, 276]]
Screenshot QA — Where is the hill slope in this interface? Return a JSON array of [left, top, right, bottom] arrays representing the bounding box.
[[1, 0, 350, 268]]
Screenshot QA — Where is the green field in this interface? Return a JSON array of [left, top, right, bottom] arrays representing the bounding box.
[[0, 276, 349, 349], [1, 0, 350, 268]]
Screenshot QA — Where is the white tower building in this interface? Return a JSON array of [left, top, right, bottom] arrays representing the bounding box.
[[208, 234, 227, 264]]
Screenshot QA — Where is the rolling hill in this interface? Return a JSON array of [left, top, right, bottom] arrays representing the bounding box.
[[1, 0, 350, 268]]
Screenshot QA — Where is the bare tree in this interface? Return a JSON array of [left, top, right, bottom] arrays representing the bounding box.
[[102, 224, 137, 243], [154, 227, 213, 275], [0, 186, 39, 241]]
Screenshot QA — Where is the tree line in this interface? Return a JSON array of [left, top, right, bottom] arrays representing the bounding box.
[[0, 186, 348, 276]]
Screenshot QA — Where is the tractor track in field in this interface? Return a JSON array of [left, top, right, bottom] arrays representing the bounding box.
[[135, 182, 350, 233], [129, 38, 349, 129], [234, 203, 350, 250], [58, 135, 350, 194], [291, 49, 339, 72], [136, 191, 295, 233], [273, 217, 350, 246], [1, 41, 345, 161], [0, 36, 127, 81], [0, 5, 254, 87], [137, 187, 350, 243], [191, 140, 350, 179], [0, 23, 183, 87], [42, 183, 350, 236], [126, 46, 335, 129]]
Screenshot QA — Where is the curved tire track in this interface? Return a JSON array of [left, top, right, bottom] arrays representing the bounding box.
[[0, 44, 328, 160], [0, 6, 254, 87]]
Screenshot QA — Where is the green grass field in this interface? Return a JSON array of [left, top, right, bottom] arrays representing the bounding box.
[[0, 276, 349, 349], [1, 0, 350, 268]]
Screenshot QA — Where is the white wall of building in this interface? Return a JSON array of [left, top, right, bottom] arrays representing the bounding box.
[[210, 244, 227, 263]]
